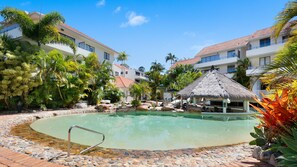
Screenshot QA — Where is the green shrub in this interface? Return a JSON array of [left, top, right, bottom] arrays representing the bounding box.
[[131, 100, 141, 107], [278, 128, 297, 167], [250, 127, 268, 147]]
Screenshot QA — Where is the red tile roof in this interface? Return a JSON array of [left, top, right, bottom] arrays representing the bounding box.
[[195, 36, 250, 57], [114, 64, 129, 70], [170, 57, 200, 69], [250, 21, 297, 40], [115, 76, 135, 88]]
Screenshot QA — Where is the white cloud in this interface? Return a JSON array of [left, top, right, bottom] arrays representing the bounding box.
[[96, 0, 105, 7], [20, 1, 31, 6], [121, 11, 149, 28], [114, 6, 121, 13], [190, 40, 215, 53], [183, 31, 196, 38]]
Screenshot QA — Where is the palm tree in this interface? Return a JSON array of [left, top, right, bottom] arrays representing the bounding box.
[[273, 1, 297, 40], [117, 51, 128, 65], [0, 7, 76, 53], [138, 66, 145, 72], [232, 58, 251, 88], [146, 61, 165, 105], [150, 61, 165, 73], [263, 42, 297, 88], [165, 53, 178, 65]]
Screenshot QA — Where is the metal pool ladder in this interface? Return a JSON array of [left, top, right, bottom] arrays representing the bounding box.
[[68, 125, 105, 157]]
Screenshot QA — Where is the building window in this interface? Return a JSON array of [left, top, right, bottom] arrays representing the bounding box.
[[247, 43, 252, 50], [104, 52, 110, 60], [227, 65, 236, 73], [120, 71, 123, 75], [201, 54, 220, 63], [227, 50, 236, 58], [59, 33, 75, 42], [115, 71, 119, 76], [135, 71, 140, 76], [282, 35, 289, 43], [0, 24, 19, 34], [260, 37, 271, 47], [259, 56, 271, 66], [125, 71, 128, 74], [78, 42, 95, 52], [86, 44, 95, 52]]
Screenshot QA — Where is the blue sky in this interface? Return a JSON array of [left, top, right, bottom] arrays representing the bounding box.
[[0, 0, 288, 70]]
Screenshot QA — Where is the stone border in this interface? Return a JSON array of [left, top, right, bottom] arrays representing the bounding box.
[[0, 107, 259, 166]]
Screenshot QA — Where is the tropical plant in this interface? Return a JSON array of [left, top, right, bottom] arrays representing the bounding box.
[[117, 51, 128, 65], [0, 7, 76, 53], [263, 42, 297, 89], [163, 64, 201, 91], [251, 89, 297, 141], [170, 71, 202, 91], [232, 58, 251, 88], [249, 127, 268, 147], [150, 61, 165, 72], [85, 58, 114, 105], [273, 0, 297, 41], [131, 99, 141, 107], [278, 128, 297, 167], [0, 38, 41, 109], [138, 66, 145, 72], [103, 83, 124, 103], [129, 81, 151, 100], [147, 61, 165, 102], [165, 53, 178, 65]]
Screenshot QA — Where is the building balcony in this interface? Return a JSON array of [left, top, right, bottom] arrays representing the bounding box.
[[194, 56, 238, 69], [246, 66, 266, 76], [246, 43, 284, 58], [46, 43, 91, 56], [135, 75, 148, 81]]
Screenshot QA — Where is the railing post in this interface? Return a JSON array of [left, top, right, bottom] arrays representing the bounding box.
[[67, 125, 105, 157]]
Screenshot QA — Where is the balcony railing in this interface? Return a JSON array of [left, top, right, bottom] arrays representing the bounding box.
[[198, 54, 238, 64], [246, 66, 267, 76], [246, 43, 284, 58], [195, 56, 238, 69]]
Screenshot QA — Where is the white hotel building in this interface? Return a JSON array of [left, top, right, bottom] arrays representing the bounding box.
[[0, 12, 118, 64], [0, 11, 151, 102], [172, 25, 288, 99]]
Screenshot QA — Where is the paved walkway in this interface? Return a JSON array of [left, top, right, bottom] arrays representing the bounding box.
[[0, 147, 65, 167]]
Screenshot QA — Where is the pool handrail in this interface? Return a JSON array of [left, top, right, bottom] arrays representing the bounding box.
[[68, 125, 105, 157]]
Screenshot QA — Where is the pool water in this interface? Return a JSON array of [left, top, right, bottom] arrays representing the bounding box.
[[30, 112, 258, 150]]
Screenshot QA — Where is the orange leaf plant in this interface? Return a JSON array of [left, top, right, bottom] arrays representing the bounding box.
[[251, 89, 297, 139]]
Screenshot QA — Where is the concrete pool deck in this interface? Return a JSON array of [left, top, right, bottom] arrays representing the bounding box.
[[0, 107, 271, 166]]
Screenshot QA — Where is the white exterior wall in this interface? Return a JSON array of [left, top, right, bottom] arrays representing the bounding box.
[[112, 64, 147, 82], [0, 23, 118, 65]]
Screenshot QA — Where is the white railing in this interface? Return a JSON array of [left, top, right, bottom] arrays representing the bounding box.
[[246, 43, 284, 58]]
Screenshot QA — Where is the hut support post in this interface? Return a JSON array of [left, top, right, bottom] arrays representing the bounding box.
[[223, 99, 227, 113], [193, 97, 197, 105], [243, 101, 250, 113], [180, 97, 183, 109]]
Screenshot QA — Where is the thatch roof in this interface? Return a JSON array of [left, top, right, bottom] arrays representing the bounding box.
[[178, 70, 256, 101]]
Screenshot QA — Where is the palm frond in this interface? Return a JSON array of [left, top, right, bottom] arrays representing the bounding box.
[[56, 36, 77, 54], [38, 12, 65, 27], [0, 7, 34, 32], [274, 1, 297, 38]]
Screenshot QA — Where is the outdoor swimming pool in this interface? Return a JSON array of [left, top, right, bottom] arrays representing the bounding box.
[[30, 112, 258, 150]]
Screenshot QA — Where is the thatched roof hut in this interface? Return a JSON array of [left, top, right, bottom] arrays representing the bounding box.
[[178, 70, 256, 101]]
